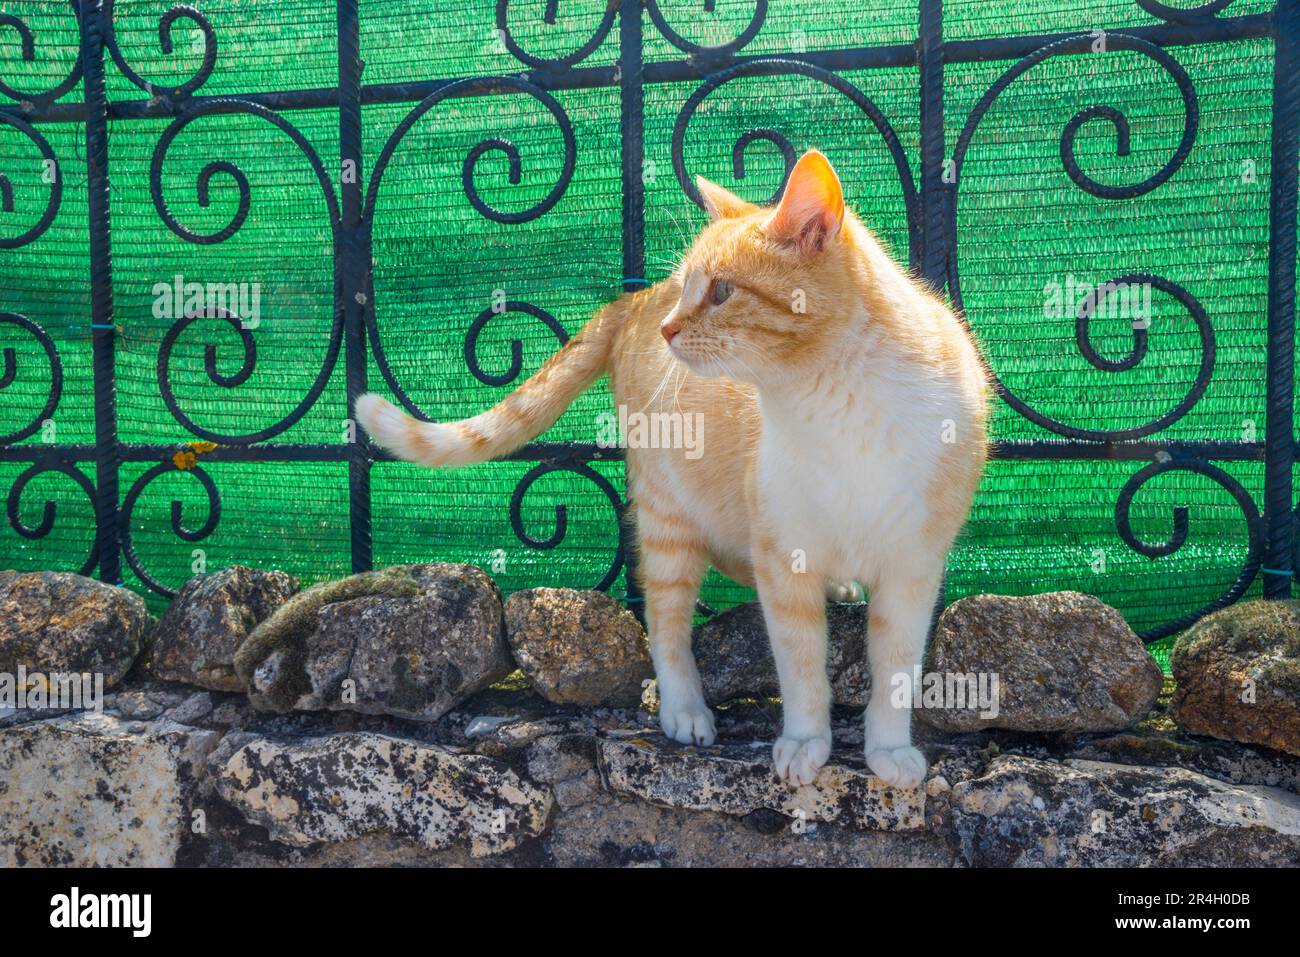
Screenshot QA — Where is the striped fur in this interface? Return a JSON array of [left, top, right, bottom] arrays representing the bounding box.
[[355, 301, 624, 467]]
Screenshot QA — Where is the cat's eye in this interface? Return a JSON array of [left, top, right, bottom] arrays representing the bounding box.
[[711, 279, 735, 306]]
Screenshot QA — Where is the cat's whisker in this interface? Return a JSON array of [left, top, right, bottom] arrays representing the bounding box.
[[658, 204, 696, 259], [671, 360, 689, 414], [644, 356, 679, 411], [642, 257, 683, 275], [644, 370, 672, 411], [655, 214, 688, 255]]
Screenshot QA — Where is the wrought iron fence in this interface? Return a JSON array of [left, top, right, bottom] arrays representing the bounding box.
[[0, 0, 1296, 645]]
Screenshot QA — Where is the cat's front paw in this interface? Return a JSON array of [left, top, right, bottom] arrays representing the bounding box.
[[865, 745, 927, 789], [660, 706, 716, 746], [773, 733, 831, 786], [656, 676, 716, 746]]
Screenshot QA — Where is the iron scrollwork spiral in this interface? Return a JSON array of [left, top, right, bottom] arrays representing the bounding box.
[[465, 301, 569, 387], [1116, 459, 1262, 641], [672, 58, 920, 269], [949, 33, 1203, 439], [1005, 274, 1214, 442], [120, 461, 220, 598], [149, 100, 342, 444], [645, 0, 768, 58], [950, 30, 1198, 240], [0, 111, 63, 249], [730, 128, 796, 205], [0, 312, 62, 445], [102, 0, 215, 99], [365, 75, 575, 227], [0, 3, 83, 106], [363, 74, 576, 420], [151, 99, 340, 243], [6, 462, 98, 577], [949, 31, 1198, 217], [510, 461, 626, 592], [494, 0, 619, 70]]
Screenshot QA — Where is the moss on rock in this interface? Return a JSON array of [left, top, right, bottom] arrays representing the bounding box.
[[1171, 599, 1300, 756], [232, 566, 424, 712]]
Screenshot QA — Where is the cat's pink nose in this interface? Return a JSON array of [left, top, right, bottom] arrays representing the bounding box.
[[660, 318, 681, 343]]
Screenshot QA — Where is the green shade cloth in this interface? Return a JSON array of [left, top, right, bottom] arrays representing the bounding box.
[[0, 1, 1289, 674]]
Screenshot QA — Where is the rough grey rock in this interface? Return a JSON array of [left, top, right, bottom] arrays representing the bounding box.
[[527, 734, 606, 809], [693, 600, 871, 707], [5, 668, 1298, 868], [0, 712, 220, 866], [544, 798, 956, 867], [950, 754, 1300, 867], [213, 732, 552, 857], [1070, 731, 1300, 795], [1171, 599, 1300, 757], [597, 734, 925, 830], [472, 716, 592, 759], [0, 570, 149, 690], [101, 684, 205, 722], [920, 591, 1163, 733], [236, 563, 511, 722], [464, 715, 519, 739], [146, 566, 299, 692], [505, 588, 652, 706]]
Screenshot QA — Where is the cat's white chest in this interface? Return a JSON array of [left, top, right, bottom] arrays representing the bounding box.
[[756, 378, 944, 580]]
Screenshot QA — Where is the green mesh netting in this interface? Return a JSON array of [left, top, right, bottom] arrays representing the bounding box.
[[0, 1, 1288, 673]]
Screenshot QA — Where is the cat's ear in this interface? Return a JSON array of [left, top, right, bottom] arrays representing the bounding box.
[[696, 176, 757, 221], [764, 149, 845, 253]]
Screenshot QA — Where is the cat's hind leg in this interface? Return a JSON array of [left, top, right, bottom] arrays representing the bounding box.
[[862, 556, 945, 789], [638, 500, 714, 746]]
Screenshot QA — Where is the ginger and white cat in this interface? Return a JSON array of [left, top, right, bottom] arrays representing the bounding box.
[[357, 150, 988, 788]]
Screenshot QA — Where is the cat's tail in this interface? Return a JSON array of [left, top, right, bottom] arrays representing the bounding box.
[[355, 298, 626, 468]]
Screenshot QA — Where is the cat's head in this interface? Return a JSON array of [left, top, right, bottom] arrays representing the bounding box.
[[660, 149, 862, 384]]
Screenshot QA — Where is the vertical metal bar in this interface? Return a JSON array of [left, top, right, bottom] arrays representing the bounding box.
[[1264, 0, 1300, 598], [619, 0, 644, 615], [917, 0, 947, 291], [338, 0, 372, 573], [80, 0, 121, 583]]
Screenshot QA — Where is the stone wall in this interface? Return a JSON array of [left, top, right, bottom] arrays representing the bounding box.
[[1, 567, 1298, 867]]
